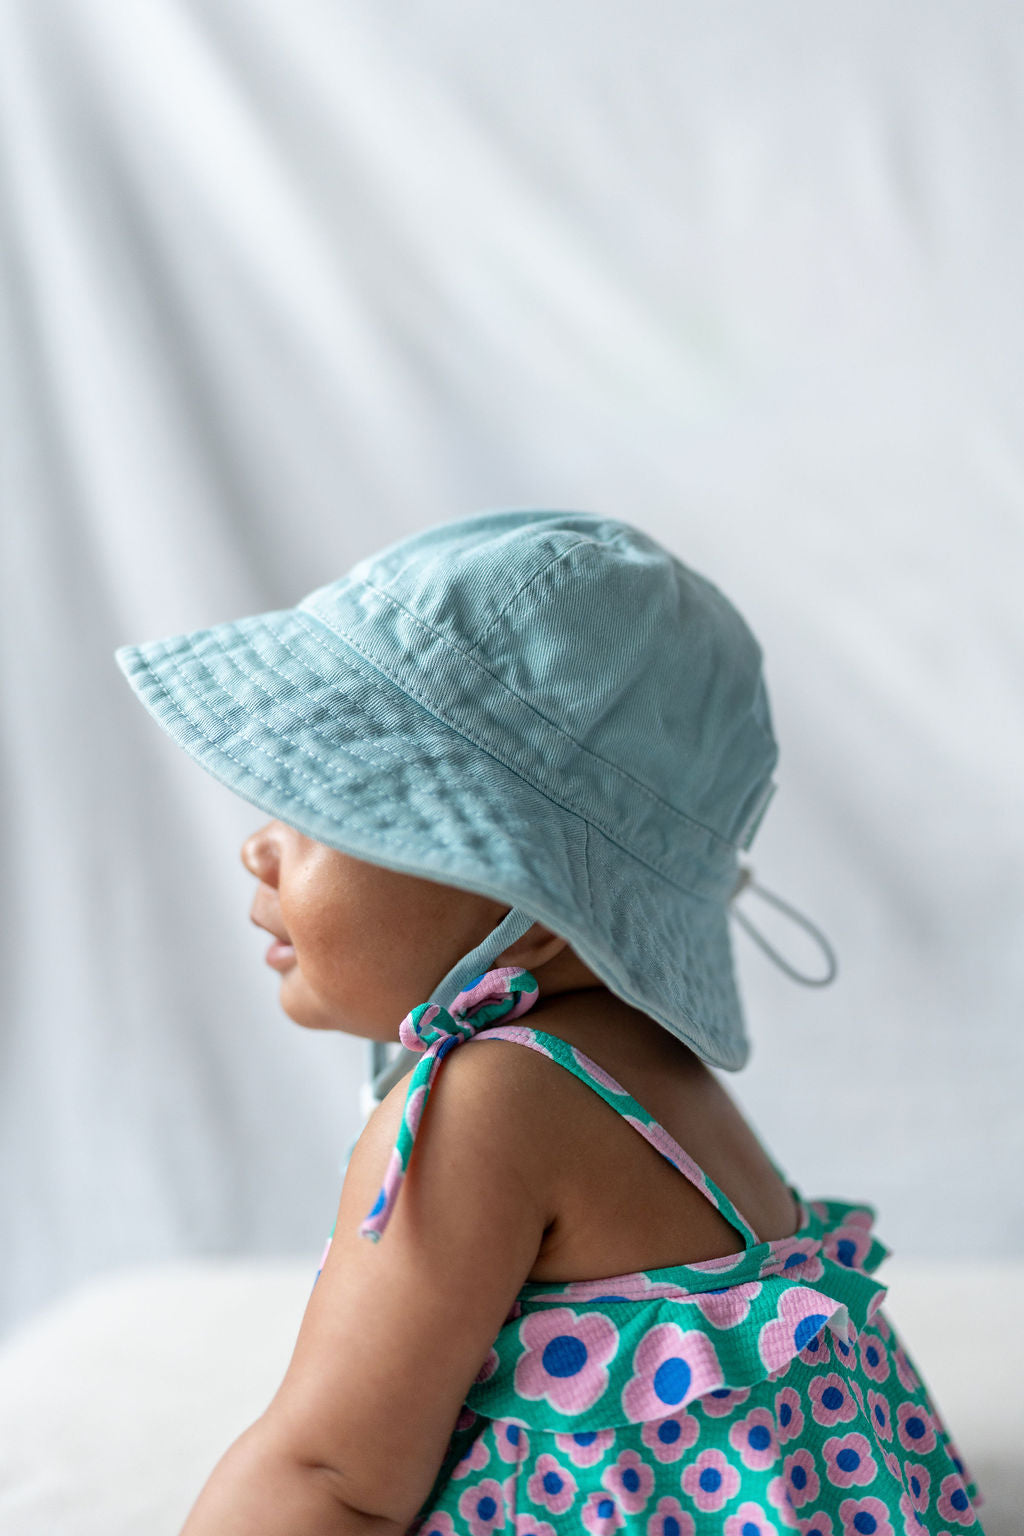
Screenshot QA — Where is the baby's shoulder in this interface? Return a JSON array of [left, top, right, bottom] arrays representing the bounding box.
[[365, 1033, 568, 1166]]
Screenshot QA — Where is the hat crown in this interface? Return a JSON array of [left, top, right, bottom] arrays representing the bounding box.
[[301, 510, 778, 864]]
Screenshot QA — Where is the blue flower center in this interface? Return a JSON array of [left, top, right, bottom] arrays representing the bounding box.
[[622, 1469, 640, 1492], [657, 1419, 681, 1444], [743, 1525, 761, 1536], [543, 1472, 562, 1496], [837, 1448, 860, 1472], [507, 1425, 520, 1444], [664, 1519, 680, 1536], [836, 1238, 856, 1265], [904, 1414, 925, 1439], [790, 1464, 807, 1490], [698, 1467, 722, 1492], [951, 1489, 969, 1511], [597, 1498, 615, 1518], [574, 1431, 597, 1446], [852, 1515, 877, 1534], [822, 1386, 844, 1411], [779, 1402, 792, 1426], [477, 1497, 497, 1522], [542, 1334, 588, 1378], [653, 1356, 691, 1405], [748, 1424, 772, 1451], [794, 1313, 829, 1351], [865, 1344, 880, 1366]]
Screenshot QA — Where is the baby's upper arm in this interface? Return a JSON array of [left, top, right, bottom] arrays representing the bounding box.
[[260, 1040, 557, 1525]]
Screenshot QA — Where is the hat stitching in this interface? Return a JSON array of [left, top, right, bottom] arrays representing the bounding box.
[[147, 628, 731, 908], [292, 610, 734, 899], [136, 649, 475, 863], [294, 602, 741, 859], [460, 535, 598, 650]]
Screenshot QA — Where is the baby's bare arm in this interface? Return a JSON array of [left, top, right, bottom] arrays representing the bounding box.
[[179, 1043, 555, 1535]]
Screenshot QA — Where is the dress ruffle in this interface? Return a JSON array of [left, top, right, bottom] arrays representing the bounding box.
[[466, 1200, 890, 1432]]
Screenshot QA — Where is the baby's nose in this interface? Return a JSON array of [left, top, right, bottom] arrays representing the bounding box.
[[240, 822, 279, 883]]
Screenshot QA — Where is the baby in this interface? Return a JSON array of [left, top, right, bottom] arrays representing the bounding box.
[[115, 509, 985, 1535]]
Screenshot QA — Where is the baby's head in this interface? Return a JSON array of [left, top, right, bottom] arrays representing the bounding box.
[[240, 817, 601, 1040], [115, 509, 778, 1071]]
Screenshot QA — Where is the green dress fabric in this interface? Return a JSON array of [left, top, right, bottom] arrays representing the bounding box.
[[322, 967, 985, 1536], [390, 1020, 987, 1536]]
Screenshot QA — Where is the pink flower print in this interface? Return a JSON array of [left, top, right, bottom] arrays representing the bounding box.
[[779, 1448, 819, 1508], [808, 1372, 859, 1428], [451, 1437, 491, 1479], [859, 1331, 889, 1383], [892, 1347, 920, 1393], [681, 1448, 741, 1512], [759, 1288, 836, 1373], [602, 1449, 655, 1513], [837, 1495, 895, 1535], [513, 1519, 555, 1536], [515, 1307, 619, 1414], [495, 1419, 529, 1464], [526, 1452, 577, 1515], [903, 1460, 931, 1513], [688, 1249, 749, 1276], [798, 1326, 833, 1370], [765, 1475, 801, 1530], [641, 1411, 700, 1463], [847, 1379, 865, 1415], [554, 1428, 615, 1466], [475, 1348, 499, 1384], [824, 1224, 873, 1273], [646, 1495, 695, 1536], [898, 1492, 928, 1535], [418, 1514, 457, 1536], [694, 1282, 763, 1329], [621, 1322, 724, 1421], [800, 1515, 836, 1536], [896, 1401, 936, 1455], [774, 1386, 804, 1444], [700, 1384, 752, 1417], [581, 1491, 626, 1535], [458, 1479, 506, 1536], [935, 1473, 975, 1527], [866, 1389, 892, 1441], [831, 1330, 857, 1370], [724, 1503, 780, 1536], [882, 1449, 904, 1485], [761, 1238, 826, 1285], [729, 1406, 778, 1470], [571, 1046, 627, 1092], [872, 1310, 892, 1342], [823, 1433, 877, 1488]]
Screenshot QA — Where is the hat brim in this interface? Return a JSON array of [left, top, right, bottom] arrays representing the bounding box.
[[115, 605, 749, 1070]]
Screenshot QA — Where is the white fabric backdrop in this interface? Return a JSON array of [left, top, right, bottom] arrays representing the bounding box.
[[2, 0, 1022, 1334]]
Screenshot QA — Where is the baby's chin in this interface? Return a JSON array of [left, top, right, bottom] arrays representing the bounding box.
[[276, 971, 399, 1041]]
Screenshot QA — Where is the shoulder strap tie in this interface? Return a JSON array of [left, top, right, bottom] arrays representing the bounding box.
[[359, 966, 539, 1242], [729, 865, 838, 987]]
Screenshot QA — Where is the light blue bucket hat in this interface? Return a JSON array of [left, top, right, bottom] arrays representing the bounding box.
[[115, 508, 835, 1074]]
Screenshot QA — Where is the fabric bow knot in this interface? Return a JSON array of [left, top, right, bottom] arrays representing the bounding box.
[[359, 966, 539, 1242]]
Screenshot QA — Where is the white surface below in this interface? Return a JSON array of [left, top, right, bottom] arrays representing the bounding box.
[[0, 1257, 1019, 1536]]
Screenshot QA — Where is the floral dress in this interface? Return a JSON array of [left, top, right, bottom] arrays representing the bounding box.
[[331, 967, 987, 1536]]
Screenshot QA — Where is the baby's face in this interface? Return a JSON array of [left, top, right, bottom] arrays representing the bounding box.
[[241, 820, 513, 1039]]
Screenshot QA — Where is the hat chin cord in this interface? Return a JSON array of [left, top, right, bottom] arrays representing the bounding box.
[[363, 876, 838, 1113]]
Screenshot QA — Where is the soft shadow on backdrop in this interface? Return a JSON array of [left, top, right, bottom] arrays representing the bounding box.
[[2, 0, 1022, 1344]]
